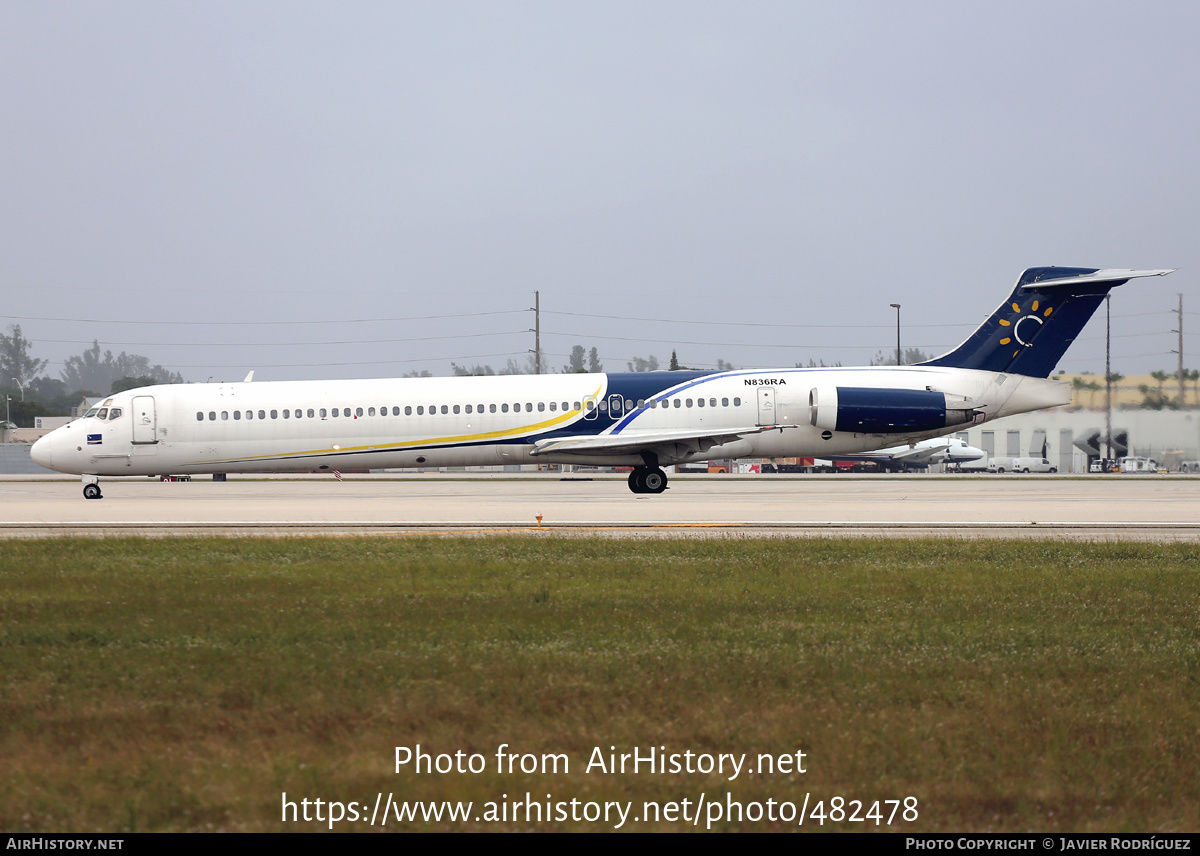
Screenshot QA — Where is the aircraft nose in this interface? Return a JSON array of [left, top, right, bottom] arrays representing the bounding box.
[[31, 432, 54, 469]]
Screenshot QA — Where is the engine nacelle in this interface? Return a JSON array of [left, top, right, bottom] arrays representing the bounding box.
[[809, 386, 977, 434]]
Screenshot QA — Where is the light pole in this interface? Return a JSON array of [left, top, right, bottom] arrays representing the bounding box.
[[11, 378, 23, 401], [4, 395, 10, 442], [890, 303, 901, 365]]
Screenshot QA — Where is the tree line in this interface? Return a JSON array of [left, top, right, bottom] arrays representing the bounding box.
[[1, 325, 184, 423]]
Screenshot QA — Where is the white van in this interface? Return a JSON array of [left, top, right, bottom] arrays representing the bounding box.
[[1012, 457, 1057, 473], [990, 457, 1056, 473]]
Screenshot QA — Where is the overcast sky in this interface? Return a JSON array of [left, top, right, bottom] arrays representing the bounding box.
[[2, 2, 1197, 382]]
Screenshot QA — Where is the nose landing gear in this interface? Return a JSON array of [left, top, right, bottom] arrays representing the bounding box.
[[83, 476, 103, 500]]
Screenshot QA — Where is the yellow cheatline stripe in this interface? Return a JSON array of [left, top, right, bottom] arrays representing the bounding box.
[[192, 384, 605, 465]]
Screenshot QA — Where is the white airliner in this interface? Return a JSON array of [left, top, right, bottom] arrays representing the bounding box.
[[820, 436, 987, 472], [31, 266, 1172, 499]]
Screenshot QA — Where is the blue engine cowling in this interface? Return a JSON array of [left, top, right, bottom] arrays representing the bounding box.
[[809, 386, 976, 433]]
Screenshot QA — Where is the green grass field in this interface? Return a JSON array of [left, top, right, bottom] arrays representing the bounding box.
[[1, 536, 1197, 832]]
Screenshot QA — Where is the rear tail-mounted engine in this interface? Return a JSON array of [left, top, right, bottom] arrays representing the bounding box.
[[809, 386, 979, 433]]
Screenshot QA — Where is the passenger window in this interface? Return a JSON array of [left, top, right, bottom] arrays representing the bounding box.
[[636, 399, 645, 409], [196, 412, 204, 421], [283, 410, 290, 419], [598, 400, 608, 411], [209, 411, 216, 420], [453, 405, 461, 414], [234, 411, 241, 420], [575, 402, 582, 411], [246, 410, 254, 420], [465, 404, 473, 414], [368, 407, 376, 416], [549, 402, 557, 411], [585, 401, 594, 412], [733, 397, 741, 406], [562, 401, 569, 411], [697, 398, 705, 407], [722, 397, 729, 407], [308, 409, 315, 418], [356, 407, 364, 417], [441, 405, 448, 414], [526, 403, 533, 412], [477, 403, 484, 413], [674, 400, 682, 409], [537, 402, 545, 412], [405, 406, 412, 416], [501, 403, 509, 413], [259, 410, 266, 419], [271, 410, 278, 419], [319, 408, 327, 418], [709, 398, 716, 407], [490, 404, 497, 413], [392, 406, 400, 416], [416, 406, 424, 415]]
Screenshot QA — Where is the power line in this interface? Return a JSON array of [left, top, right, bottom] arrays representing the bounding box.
[[30, 330, 529, 348], [0, 309, 526, 326], [544, 309, 971, 330]]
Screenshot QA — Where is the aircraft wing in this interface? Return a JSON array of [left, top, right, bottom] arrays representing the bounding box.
[[530, 425, 789, 457], [890, 442, 950, 462]]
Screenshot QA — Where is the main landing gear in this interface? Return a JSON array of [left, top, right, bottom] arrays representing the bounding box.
[[628, 466, 668, 494], [83, 476, 103, 500]]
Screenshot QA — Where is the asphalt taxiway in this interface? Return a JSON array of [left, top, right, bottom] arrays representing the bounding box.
[[1, 473, 1197, 539]]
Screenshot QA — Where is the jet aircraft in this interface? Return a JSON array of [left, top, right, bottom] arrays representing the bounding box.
[[31, 266, 1173, 498], [819, 437, 987, 472]]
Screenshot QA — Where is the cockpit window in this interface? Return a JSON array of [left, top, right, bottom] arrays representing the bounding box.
[[83, 407, 101, 418], [96, 408, 109, 420], [107, 408, 122, 420]]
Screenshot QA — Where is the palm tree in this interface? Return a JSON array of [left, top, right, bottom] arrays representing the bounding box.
[[1151, 370, 1171, 404]]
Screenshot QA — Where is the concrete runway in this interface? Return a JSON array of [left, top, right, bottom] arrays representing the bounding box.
[[1, 473, 1198, 539]]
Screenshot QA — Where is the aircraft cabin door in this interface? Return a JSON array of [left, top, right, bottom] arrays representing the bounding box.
[[131, 395, 158, 444], [757, 388, 776, 426]]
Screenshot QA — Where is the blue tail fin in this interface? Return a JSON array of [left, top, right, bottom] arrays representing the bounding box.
[[920, 267, 1173, 378]]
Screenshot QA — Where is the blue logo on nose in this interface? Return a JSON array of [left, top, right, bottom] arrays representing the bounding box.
[[86, 434, 102, 445]]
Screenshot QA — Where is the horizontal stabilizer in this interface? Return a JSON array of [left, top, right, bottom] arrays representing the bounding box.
[[1020, 268, 1175, 291]]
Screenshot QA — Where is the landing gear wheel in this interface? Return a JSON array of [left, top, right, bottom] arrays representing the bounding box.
[[642, 467, 668, 494], [83, 483, 103, 500], [627, 466, 668, 494]]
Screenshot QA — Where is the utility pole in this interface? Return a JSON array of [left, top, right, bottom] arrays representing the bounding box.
[[1173, 293, 1184, 402], [1105, 294, 1112, 464], [530, 291, 542, 375], [890, 303, 901, 366]]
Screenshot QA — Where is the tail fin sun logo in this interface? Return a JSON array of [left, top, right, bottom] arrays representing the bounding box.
[[998, 300, 1054, 358]]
